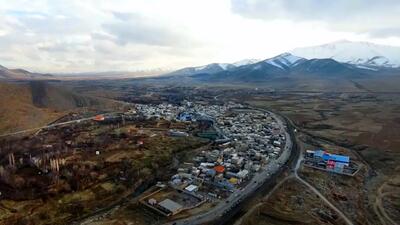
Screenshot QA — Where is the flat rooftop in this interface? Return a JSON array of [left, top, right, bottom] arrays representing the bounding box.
[[158, 198, 183, 213]]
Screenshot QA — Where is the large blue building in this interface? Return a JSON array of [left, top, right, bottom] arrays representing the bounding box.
[[312, 150, 350, 166], [177, 112, 193, 121]]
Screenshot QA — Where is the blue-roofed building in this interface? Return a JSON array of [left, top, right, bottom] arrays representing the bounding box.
[[177, 112, 192, 121], [328, 154, 350, 164], [305, 149, 357, 176], [314, 150, 325, 158], [313, 150, 350, 166]]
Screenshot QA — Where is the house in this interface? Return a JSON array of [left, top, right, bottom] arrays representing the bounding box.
[[237, 170, 249, 179], [214, 165, 225, 173], [185, 184, 199, 192], [158, 199, 183, 215], [214, 178, 234, 190], [148, 198, 157, 205]]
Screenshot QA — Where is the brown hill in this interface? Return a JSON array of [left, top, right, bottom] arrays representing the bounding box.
[[0, 65, 54, 80], [0, 81, 122, 134], [0, 82, 61, 133], [29, 81, 105, 111]]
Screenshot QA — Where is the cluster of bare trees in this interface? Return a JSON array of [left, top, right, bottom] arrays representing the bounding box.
[[0, 137, 71, 191]]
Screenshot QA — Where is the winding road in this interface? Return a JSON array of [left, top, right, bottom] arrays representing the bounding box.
[[288, 116, 355, 225], [373, 183, 399, 225], [294, 163, 354, 225]]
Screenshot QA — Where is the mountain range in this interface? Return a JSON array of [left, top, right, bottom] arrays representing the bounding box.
[[163, 41, 400, 83], [0, 40, 399, 82], [189, 53, 381, 83], [165, 59, 262, 77], [291, 40, 400, 69]]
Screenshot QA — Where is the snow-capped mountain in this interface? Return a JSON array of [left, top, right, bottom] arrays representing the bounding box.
[[166, 63, 230, 76], [199, 53, 368, 82], [263, 53, 306, 69], [290, 40, 400, 68], [166, 59, 260, 76], [165, 41, 400, 79], [193, 63, 235, 72], [232, 59, 261, 67]]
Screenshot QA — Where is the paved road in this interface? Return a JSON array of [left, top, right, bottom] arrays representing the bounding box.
[[164, 111, 293, 225], [0, 119, 91, 137], [0, 113, 118, 138]]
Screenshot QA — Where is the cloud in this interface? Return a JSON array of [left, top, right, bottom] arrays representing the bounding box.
[[102, 12, 190, 47], [368, 28, 400, 38], [6, 10, 47, 20], [0, 0, 399, 73], [230, 0, 400, 36]]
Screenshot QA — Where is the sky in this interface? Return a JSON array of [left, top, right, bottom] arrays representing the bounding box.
[[0, 0, 399, 73]]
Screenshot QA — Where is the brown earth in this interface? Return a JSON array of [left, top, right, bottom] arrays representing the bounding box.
[[239, 179, 346, 225], [0, 81, 122, 134], [0, 82, 62, 133]]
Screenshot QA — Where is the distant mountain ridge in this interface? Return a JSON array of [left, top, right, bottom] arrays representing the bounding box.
[[290, 40, 400, 68], [165, 59, 261, 76], [163, 41, 400, 83], [192, 53, 377, 82], [0, 64, 54, 80]]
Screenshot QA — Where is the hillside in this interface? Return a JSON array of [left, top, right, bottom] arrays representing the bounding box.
[[0, 82, 62, 133], [29, 81, 106, 111], [0, 81, 122, 134], [0, 65, 54, 80]]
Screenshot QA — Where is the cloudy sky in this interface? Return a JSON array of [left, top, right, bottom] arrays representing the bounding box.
[[0, 0, 399, 73]]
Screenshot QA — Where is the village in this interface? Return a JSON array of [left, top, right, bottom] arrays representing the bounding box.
[[0, 101, 292, 224], [135, 102, 288, 217]]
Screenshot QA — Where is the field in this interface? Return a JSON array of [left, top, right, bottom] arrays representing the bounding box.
[[238, 178, 346, 225]]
